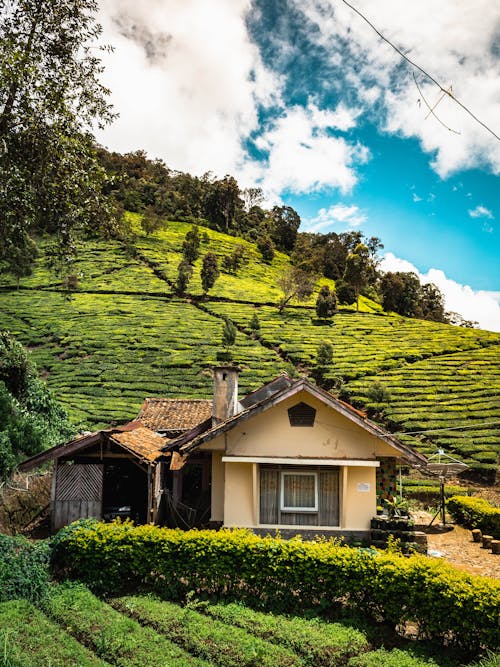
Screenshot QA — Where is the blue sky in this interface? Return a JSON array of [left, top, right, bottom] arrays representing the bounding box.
[[96, 0, 500, 329]]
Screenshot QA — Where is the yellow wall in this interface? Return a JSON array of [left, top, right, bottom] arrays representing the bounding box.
[[342, 466, 376, 530], [224, 462, 255, 526], [200, 390, 398, 530], [224, 391, 397, 460]]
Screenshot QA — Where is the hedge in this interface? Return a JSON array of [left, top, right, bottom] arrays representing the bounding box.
[[111, 595, 302, 667], [447, 496, 500, 538], [51, 520, 500, 654]]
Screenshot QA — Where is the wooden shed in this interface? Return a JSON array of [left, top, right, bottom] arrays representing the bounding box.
[[19, 422, 168, 531]]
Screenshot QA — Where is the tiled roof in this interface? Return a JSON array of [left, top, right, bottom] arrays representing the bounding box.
[[137, 398, 212, 433], [109, 426, 166, 463]]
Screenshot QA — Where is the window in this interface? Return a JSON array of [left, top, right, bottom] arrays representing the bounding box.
[[280, 471, 318, 512], [260, 465, 339, 526], [288, 402, 316, 426]]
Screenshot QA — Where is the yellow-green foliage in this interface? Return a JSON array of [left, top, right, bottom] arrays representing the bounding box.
[[447, 496, 500, 538], [111, 595, 302, 667], [0, 218, 499, 474], [52, 520, 500, 653], [0, 599, 108, 666]]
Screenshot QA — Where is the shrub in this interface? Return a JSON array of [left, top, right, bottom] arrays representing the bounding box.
[[44, 582, 210, 667], [348, 648, 440, 667], [112, 595, 301, 667], [447, 496, 500, 538], [0, 599, 107, 666], [0, 534, 50, 604], [202, 601, 369, 666], [51, 520, 500, 654]]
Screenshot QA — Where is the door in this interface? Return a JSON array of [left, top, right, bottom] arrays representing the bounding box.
[[52, 463, 103, 531]]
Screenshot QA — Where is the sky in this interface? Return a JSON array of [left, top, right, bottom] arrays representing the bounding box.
[[95, 0, 500, 331]]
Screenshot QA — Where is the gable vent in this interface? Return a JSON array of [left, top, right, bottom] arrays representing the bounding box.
[[288, 402, 316, 427]]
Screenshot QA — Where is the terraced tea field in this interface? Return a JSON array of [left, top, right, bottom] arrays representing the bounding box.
[[0, 219, 499, 475], [0, 584, 455, 666]]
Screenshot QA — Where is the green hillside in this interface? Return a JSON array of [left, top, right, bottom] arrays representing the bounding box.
[[0, 218, 498, 479]]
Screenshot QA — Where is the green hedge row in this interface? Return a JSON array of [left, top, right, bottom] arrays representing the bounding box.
[[111, 595, 302, 667], [45, 582, 210, 667], [51, 520, 500, 654], [447, 496, 500, 538], [200, 600, 369, 665], [0, 599, 108, 666]]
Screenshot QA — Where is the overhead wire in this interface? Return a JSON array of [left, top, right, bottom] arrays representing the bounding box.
[[339, 0, 500, 142]]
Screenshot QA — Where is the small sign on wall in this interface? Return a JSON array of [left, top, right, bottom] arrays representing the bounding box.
[[357, 482, 370, 493]]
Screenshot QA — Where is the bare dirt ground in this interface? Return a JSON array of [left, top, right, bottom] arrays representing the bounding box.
[[413, 510, 500, 578]]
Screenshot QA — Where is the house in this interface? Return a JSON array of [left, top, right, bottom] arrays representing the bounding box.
[[20, 367, 427, 539]]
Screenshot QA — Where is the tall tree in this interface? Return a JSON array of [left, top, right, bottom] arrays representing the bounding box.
[[271, 205, 301, 252], [200, 252, 219, 294], [379, 271, 421, 317], [277, 267, 315, 313], [0, 0, 116, 277], [315, 285, 337, 319], [181, 225, 200, 264], [343, 243, 372, 312]]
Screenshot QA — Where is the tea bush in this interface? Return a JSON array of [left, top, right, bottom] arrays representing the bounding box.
[[0, 599, 108, 666], [447, 496, 500, 538], [111, 595, 301, 667], [51, 520, 500, 654], [0, 534, 50, 604]]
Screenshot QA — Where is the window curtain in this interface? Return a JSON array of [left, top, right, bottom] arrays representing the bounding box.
[[260, 467, 279, 524], [282, 473, 316, 509]]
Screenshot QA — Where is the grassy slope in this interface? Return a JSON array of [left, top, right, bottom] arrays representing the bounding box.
[[0, 217, 498, 474]]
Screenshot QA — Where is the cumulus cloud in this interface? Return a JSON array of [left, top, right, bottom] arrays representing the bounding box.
[[380, 253, 500, 332], [295, 0, 500, 178], [254, 103, 369, 197], [468, 205, 494, 219], [304, 203, 367, 232], [95, 0, 282, 177]]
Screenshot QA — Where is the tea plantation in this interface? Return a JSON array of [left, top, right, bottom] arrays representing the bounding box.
[[0, 218, 498, 476]]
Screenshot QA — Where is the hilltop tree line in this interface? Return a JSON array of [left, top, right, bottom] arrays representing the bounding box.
[[0, 0, 469, 329], [97, 148, 452, 323]]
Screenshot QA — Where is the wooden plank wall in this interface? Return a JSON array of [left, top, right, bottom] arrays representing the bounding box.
[[52, 463, 103, 531]]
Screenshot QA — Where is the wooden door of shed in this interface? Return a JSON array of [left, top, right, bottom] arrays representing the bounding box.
[[52, 463, 103, 531]]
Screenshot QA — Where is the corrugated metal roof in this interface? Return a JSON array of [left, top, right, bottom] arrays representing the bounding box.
[[109, 426, 167, 463], [137, 398, 212, 433]]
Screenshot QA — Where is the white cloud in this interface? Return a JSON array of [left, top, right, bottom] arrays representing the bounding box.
[[468, 205, 494, 219], [295, 0, 500, 177], [96, 0, 282, 177], [304, 203, 367, 232], [412, 193, 422, 202], [254, 103, 369, 197], [380, 253, 500, 332]]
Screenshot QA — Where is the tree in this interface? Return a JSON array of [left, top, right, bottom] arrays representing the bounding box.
[[335, 279, 356, 306], [379, 272, 421, 317], [0, 332, 74, 479], [271, 205, 301, 252], [140, 207, 163, 236], [312, 342, 334, 388], [257, 235, 275, 263], [343, 243, 372, 311], [249, 312, 260, 332], [204, 175, 243, 233], [221, 317, 237, 349], [181, 225, 200, 264], [418, 283, 446, 322], [277, 267, 315, 313], [0, 0, 117, 277], [315, 286, 337, 319], [200, 252, 219, 294], [175, 259, 193, 295]]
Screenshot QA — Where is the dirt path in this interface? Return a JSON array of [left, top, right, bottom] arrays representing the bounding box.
[[413, 511, 500, 578]]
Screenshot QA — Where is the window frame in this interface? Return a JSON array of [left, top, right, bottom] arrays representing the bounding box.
[[280, 470, 319, 513]]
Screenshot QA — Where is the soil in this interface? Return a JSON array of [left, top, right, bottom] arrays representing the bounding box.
[[413, 510, 500, 578]]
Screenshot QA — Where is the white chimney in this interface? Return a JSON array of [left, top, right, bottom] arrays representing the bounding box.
[[212, 366, 240, 424]]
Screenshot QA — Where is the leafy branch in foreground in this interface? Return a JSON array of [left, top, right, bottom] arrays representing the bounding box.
[[0, 0, 118, 278]]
